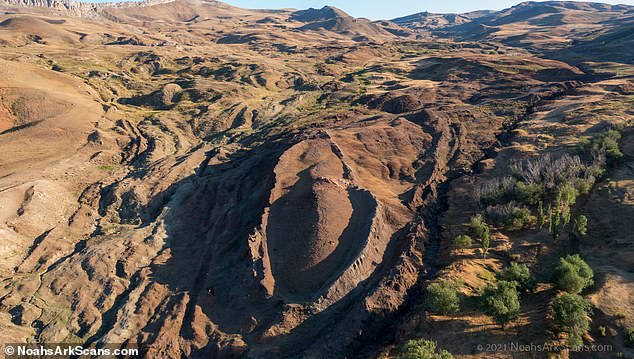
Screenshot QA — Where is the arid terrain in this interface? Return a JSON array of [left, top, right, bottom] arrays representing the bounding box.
[[0, 0, 633, 358]]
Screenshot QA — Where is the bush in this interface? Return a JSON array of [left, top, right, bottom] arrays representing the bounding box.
[[537, 201, 545, 229], [475, 177, 515, 205], [582, 130, 623, 160], [598, 325, 607, 337], [498, 262, 536, 292], [625, 328, 634, 348], [470, 215, 491, 257], [453, 235, 472, 252], [427, 280, 460, 315], [399, 339, 454, 359], [486, 202, 531, 231], [572, 215, 588, 238], [557, 182, 579, 207], [551, 293, 592, 348], [514, 182, 543, 205], [470, 215, 489, 240], [553, 255, 594, 294], [510, 153, 584, 189], [481, 280, 520, 328]]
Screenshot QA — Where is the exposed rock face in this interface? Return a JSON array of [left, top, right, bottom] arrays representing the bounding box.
[[1, 0, 186, 17]]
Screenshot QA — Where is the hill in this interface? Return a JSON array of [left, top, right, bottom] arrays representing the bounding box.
[[0, 0, 632, 358]]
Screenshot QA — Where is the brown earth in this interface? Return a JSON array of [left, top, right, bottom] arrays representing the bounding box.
[[0, 0, 632, 358]]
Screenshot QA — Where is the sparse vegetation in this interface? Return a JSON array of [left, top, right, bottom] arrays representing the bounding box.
[[97, 165, 117, 171], [553, 255, 594, 294], [481, 280, 520, 329], [485, 202, 531, 231], [497, 262, 535, 292], [398, 339, 453, 359], [571, 215, 588, 238], [453, 234, 472, 252], [551, 293, 592, 348], [625, 328, 634, 348], [470, 215, 490, 257], [580, 129, 623, 160], [427, 280, 460, 315]]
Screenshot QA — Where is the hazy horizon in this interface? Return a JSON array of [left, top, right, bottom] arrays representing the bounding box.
[[222, 0, 634, 20], [77, 0, 634, 20]]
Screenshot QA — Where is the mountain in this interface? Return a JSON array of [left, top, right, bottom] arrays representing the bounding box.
[[391, 10, 494, 31], [417, 1, 634, 51], [0, 0, 633, 358], [289, 6, 402, 40]]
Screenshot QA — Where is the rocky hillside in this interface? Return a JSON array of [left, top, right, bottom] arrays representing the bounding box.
[[0, 0, 632, 358]]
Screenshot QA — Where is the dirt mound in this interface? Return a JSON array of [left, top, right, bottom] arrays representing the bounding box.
[[381, 94, 428, 114], [120, 83, 182, 109], [267, 139, 362, 299], [0, 16, 77, 44], [0, 88, 72, 131]]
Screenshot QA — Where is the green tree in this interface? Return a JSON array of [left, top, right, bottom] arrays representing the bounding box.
[[481, 280, 520, 329], [547, 204, 554, 233], [470, 215, 489, 240], [551, 293, 592, 348], [399, 339, 454, 359], [557, 182, 579, 207], [553, 254, 594, 294], [481, 235, 490, 258], [470, 215, 490, 258], [453, 235, 472, 253], [625, 328, 634, 348], [583, 130, 623, 160], [537, 201, 545, 229], [427, 280, 460, 315], [550, 208, 561, 241], [498, 262, 536, 292], [572, 215, 588, 238], [515, 182, 542, 205], [561, 205, 571, 225]]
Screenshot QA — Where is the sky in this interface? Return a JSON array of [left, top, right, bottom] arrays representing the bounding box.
[[222, 0, 634, 20]]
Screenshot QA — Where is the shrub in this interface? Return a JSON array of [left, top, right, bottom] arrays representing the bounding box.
[[573, 176, 594, 195], [498, 262, 536, 292], [481, 280, 520, 328], [399, 339, 454, 359], [486, 202, 531, 231], [598, 325, 607, 337], [572, 215, 588, 238], [470, 215, 489, 240], [427, 280, 460, 315], [475, 177, 515, 205], [582, 130, 623, 160], [510, 154, 584, 189], [551, 293, 592, 348], [553, 255, 594, 294], [537, 201, 545, 229], [557, 182, 579, 207], [625, 328, 634, 348], [514, 182, 543, 205], [453, 235, 472, 252], [481, 235, 490, 258]]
